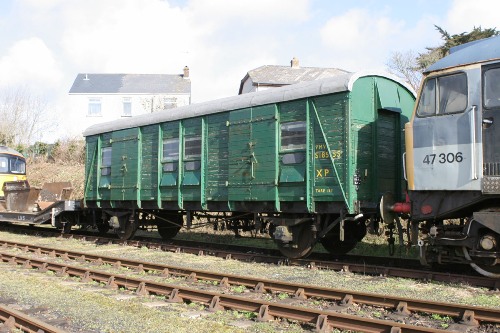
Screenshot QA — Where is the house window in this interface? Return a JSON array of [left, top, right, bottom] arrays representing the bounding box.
[[163, 97, 177, 110], [88, 98, 102, 116], [122, 97, 132, 117], [281, 121, 306, 151], [101, 147, 112, 176]]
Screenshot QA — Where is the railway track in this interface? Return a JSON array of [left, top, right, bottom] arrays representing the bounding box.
[[0, 239, 499, 333], [0, 302, 67, 333], [1, 223, 497, 290]]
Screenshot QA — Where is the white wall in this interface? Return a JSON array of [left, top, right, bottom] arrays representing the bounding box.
[[240, 78, 273, 94], [66, 93, 190, 138]]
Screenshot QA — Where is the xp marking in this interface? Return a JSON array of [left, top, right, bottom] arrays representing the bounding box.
[[316, 168, 330, 177]]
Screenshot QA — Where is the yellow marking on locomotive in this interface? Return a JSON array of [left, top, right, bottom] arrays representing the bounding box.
[[0, 174, 27, 197], [404, 122, 415, 190]]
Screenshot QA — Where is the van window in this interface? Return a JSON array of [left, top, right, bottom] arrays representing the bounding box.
[[162, 138, 179, 161], [281, 121, 306, 151], [101, 147, 112, 176], [184, 136, 201, 159]]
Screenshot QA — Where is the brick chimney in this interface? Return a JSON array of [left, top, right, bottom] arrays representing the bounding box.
[[183, 66, 190, 79], [290, 57, 299, 68]]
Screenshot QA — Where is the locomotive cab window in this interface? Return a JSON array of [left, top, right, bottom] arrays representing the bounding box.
[[10, 157, 26, 174], [281, 121, 306, 151], [484, 67, 500, 109], [417, 72, 467, 116], [101, 147, 112, 176], [0, 157, 7, 173], [0, 156, 25, 174]]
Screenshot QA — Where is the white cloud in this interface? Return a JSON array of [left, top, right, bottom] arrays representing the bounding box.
[[58, 0, 311, 103], [0, 37, 63, 92], [61, 0, 198, 73], [319, 8, 406, 71], [445, 0, 500, 33], [187, 0, 310, 26]]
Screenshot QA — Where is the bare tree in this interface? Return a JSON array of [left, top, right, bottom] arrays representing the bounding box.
[[0, 86, 54, 149], [386, 50, 422, 91], [387, 26, 499, 92]]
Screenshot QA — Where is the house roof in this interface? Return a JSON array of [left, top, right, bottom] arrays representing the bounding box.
[[239, 64, 350, 93], [68, 73, 191, 94], [425, 35, 500, 73], [84, 71, 415, 137]]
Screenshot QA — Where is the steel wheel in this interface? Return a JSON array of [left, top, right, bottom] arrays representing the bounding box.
[[157, 213, 183, 240], [96, 222, 110, 235], [320, 237, 358, 255], [320, 220, 366, 255], [114, 214, 138, 240], [275, 223, 316, 259], [462, 246, 500, 278]]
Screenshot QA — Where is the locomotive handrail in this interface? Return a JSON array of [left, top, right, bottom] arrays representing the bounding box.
[[309, 100, 350, 212], [470, 105, 478, 180]]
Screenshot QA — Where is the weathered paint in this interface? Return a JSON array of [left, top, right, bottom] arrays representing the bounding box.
[[84, 73, 415, 215]]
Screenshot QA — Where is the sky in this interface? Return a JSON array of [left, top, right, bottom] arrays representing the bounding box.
[[0, 0, 499, 142]]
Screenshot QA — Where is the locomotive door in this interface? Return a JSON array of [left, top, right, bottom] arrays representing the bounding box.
[[482, 65, 500, 193], [228, 106, 276, 201]]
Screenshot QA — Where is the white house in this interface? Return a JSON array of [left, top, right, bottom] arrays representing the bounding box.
[[68, 67, 191, 136], [239, 58, 349, 94]]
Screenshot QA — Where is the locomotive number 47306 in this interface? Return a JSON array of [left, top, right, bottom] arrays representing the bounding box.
[[422, 152, 464, 165]]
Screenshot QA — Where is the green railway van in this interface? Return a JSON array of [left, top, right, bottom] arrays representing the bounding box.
[[83, 72, 415, 258]]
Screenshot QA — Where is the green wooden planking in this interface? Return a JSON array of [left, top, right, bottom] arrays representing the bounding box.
[[139, 125, 159, 201], [84, 137, 99, 201], [159, 121, 179, 202], [376, 109, 400, 198], [85, 75, 415, 214], [310, 94, 349, 205], [277, 100, 307, 203], [180, 118, 202, 203], [228, 105, 277, 201], [110, 128, 140, 201], [97, 132, 112, 203], [206, 113, 229, 200]]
